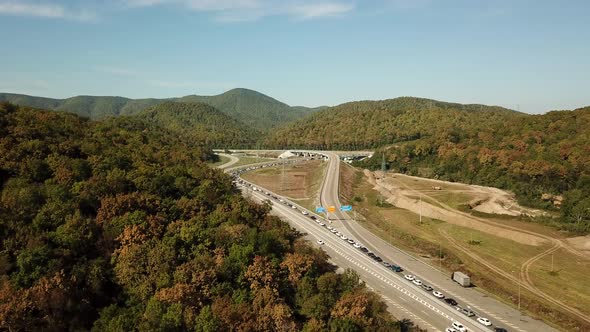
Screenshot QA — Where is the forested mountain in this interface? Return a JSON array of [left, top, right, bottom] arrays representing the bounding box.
[[0, 102, 405, 331], [0, 89, 319, 130], [137, 101, 261, 148], [177, 88, 321, 130], [264, 97, 523, 150]]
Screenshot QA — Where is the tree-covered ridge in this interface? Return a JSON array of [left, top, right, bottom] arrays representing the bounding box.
[[0, 102, 404, 331], [0, 88, 320, 130], [264, 97, 524, 150], [138, 101, 261, 148], [178, 88, 321, 131]]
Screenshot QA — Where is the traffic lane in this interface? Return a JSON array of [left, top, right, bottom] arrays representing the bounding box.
[[243, 186, 487, 332], [268, 195, 487, 332], [317, 153, 500, 331], [260, 195, 449, 331], [317, 153, 553, 332]]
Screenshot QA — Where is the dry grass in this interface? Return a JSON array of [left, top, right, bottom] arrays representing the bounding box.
[[241, 160, 327, 211], [232, 156, 276, 168]]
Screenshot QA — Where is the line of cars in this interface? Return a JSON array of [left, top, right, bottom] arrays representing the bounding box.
[[403, 274, 505, 331], [233, 172, 508, 332]]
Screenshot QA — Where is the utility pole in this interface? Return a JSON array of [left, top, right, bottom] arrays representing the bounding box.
[[281, 159, 285, 194], [439, 242, 442, 272], [512, 270, 521, 310], [419, 195, 422, 223]]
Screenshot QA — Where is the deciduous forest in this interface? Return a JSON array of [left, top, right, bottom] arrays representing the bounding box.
[[0, 102, 409, 331]]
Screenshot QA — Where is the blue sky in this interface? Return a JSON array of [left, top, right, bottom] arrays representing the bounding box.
[[1, 0, 589, 113]]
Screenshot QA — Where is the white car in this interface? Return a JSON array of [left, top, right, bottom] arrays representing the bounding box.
[[353, 243, 361, 248], [319, 222, 325, 226], [412, 279, 422, 286], [404, 274, 415, 281], [347, 239, 355, 244], [330, 229, 338, 233], [445, 328, 457, 332], [302, 211, 309, 215], [452, 322, 467, 332], [327, 226, 333, 230], [340, 235, 348, 240], [335, 232, 341, 236], [317, 240, 325, 245], [432, 291, 445, 299], [291, 205, 297, 209], [477, 317, 492, 326]]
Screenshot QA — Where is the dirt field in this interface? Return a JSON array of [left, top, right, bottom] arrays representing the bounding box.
[[241, 160, 327, 210], [341, 165, 590, 331]]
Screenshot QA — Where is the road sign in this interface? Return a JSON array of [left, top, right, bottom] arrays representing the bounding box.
[[327, 206, 336, 213], [316, 207, 326, 213], [340, 205, 352, 212]]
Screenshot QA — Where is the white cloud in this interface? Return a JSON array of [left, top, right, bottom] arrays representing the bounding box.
[[0, 1, 96, 21], [121, 0, 354, 21], [290, 3, 354, 19]]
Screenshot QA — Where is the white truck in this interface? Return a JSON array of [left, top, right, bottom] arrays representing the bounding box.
[[452, 271, 471, 287]]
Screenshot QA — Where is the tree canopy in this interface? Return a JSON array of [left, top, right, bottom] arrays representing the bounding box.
[[0, 102, 406, 331]]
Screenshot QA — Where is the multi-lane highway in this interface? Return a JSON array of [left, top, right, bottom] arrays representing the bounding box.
[[228, 152, 558, 332]]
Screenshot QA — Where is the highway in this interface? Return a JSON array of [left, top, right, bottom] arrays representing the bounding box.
[[317, 151, 557, 332], [230, 153, 558, 331]]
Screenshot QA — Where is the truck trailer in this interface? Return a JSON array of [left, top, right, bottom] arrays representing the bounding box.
[[452, 271, 471, 287]]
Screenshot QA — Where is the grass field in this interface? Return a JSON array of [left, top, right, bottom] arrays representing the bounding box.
[[340, 164, 590, 331], [241, 160, 327, 211], [232, 156, 276, 168]]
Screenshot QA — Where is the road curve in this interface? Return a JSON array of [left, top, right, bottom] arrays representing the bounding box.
[[215, 153, 239, 169]]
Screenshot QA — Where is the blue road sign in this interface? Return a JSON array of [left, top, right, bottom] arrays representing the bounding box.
[[340, 205, 353, 212], [316, 207, 326, 213]]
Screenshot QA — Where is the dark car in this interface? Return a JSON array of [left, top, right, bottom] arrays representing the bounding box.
[[421, 284, 433, 291], [374, 257, 383, 263], [390, 265, 404, 272], [367, 252, 376, 258], [494, 328, 508, 332], [310, 216, 317, 220], [360, 247, 369, 253], [444, 298, 458, 306]]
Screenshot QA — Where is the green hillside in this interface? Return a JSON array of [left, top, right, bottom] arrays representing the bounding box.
[[138, 101, 261, 148], [0, 102, 401, 331], [178, 88, 319, 130], [0, 89, 319, 130], [264, 97, 524, 150]]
